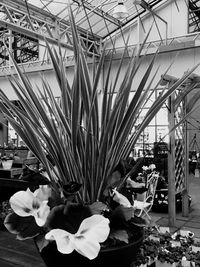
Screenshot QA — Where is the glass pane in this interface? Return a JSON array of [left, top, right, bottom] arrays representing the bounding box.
[[136, 109, 155, 125], [8, 122, 17, 146], [136, 109, 148, 124], [8, 122, 24, 147], [156, 108, 168, 125], [148, 117, 156, 126], [129, 91, 156, 109], [157, 126, 169, 143], [145, 127, 156, 143], [144, 91, 155, 108]]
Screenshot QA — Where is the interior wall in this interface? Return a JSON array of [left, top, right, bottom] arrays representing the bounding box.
[[0, 67, 75, 100], [0, 47, 200, 112], [103, 48, 199, 90], [38, 39, 74, 62]]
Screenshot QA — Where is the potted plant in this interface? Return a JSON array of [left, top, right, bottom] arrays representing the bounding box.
[[0, 200, 11, 229], [182, 252, 197, 267], [181, 256, 195, 267], [131, 251, 149, 267], [156, 249, 178, 267], [0, 5, 199, 267], [141, 239, 160, 265], [191, 238, 200, 253]]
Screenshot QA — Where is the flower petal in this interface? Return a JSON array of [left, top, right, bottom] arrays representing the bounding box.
[[34, 185, 51, 201], [142, 166, 149, 171], [126, 178, 145, 188], [74, 236, 100, 260], [9, 189, 35, 217], [77, 214, 110, 243], [4, 212, 40, 239], [149, 164, 156, 170], [45, 215, 110, 260], [34, 201, 50, 226], [45, 229, 74, 254], [112, 188, 131, 208]]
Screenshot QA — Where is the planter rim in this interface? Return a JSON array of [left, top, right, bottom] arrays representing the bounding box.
[[100, 231, 144, 253]]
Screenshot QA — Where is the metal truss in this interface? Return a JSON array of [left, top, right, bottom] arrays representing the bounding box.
[[0, 0, 101, 65], [0, 0, 189, 68], [72, 0, 122, 27], [189, 0, 200, 33]]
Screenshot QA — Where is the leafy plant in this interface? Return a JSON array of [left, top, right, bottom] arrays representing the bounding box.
[[0, 201, 11, 222], [1, 5, 200, 262], [0, 20, 198, 204]]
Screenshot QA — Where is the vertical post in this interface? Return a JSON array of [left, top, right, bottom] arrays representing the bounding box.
[[182, 95, 189, 216], [0, 112, 8, 146], [168, 94, 176, 226], [136, 16, 145, 53], [136, 17, 141, 53], [8, 29, 12, 69]]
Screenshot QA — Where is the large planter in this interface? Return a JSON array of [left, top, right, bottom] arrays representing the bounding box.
[[35, 229, 144, 267]]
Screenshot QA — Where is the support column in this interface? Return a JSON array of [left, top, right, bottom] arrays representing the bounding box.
[[182, 95, 189, 216], [0, 112, 8, 147], [168, 94, 176, 226], [8, 29, 12, 69]]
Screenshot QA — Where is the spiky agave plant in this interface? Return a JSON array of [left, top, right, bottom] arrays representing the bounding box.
[[0, 7, 200, 262], [0, 41, 198, 203]]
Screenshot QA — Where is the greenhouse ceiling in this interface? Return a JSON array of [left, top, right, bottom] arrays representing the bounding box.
[[0, 0, 175, 61], [24, 0, 165, 38], [0, 0, 167, 41]]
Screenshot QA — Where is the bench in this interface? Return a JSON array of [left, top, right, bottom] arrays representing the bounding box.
[[0, 157, 40, 202]]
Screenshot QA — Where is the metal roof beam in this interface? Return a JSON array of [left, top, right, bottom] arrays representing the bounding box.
[[103, 0, 165, 40], [0, 1, 100, 55], [0, 0, 100, 40], [0, 19, 73, 49], [72, 0, 122, 27]]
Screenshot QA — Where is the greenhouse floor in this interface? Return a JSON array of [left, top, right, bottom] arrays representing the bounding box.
[[151, 173, 200, 237], [0, 173, 200, 266]]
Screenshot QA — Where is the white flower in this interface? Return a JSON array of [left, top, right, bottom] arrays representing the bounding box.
[[9, 185, 51, 226], [45, 214, 110, 260], [149, 164, 156, 170], [34, 185, 51, 201], [126, 178, 145, 189], [112, 188, 131, 207], [142, 166, 149, 171]]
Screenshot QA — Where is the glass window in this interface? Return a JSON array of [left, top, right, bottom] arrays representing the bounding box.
[[144, 91, 155, 108], [188, 2, 200, 33], [157, 126, 169, 143], [1, 33, 39, 67], [156, 108, 168, 125]]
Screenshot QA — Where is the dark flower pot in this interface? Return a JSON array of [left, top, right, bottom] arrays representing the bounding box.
[[35, 229, 144, 267]]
